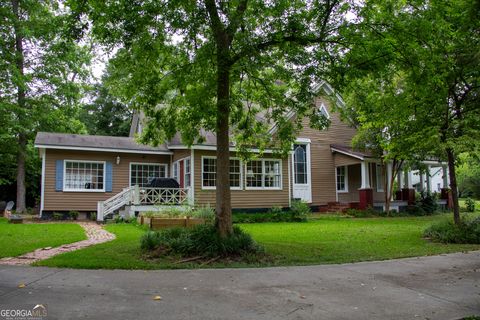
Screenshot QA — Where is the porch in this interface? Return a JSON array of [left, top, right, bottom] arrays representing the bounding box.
[[331, 145, 451, 212], [97, 185, 192, 221]]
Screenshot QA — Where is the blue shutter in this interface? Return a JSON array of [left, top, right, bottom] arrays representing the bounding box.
[[55, 160, 64, 191], [105, 162, 113, 192]]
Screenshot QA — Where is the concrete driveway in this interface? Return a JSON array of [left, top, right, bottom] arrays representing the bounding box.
[[0, 251, 479, 320]]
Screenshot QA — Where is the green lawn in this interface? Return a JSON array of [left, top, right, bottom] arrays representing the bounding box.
[[0, 218, 87, 258], [36, 213, 480, 269]]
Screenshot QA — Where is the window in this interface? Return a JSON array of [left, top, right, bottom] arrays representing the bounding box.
[[64, 160, 104, 191], [184, 158, 191, 187], [319, 103, 330, 119], [246, 159, 282, 189], [130, 163, 167, 187], [336, 166, 348, 192], [172, 162, 179, 182], [376, 164, 384, 192], [294, 144, 307, 184], [201, 157, 241, 189]]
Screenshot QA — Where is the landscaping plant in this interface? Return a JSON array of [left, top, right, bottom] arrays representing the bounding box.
[[140, 225, 262, 258], [290, 200, 310, 222], [424, 216, 480, 244], [465, 198, 476, 212]]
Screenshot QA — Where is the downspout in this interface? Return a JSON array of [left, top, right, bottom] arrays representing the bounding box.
[[40, 148, 46, 218]]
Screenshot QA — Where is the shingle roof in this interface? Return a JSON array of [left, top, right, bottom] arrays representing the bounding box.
[[35, 132, 171, 154]]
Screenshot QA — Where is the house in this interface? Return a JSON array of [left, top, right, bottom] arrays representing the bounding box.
[[34, 82, 451, 220]]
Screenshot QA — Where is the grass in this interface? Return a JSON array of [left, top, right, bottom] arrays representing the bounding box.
[[0, 218, 86, 258], [36, 213, 480, 269]]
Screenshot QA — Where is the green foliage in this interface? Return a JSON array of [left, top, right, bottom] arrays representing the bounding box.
[[68, 211, 80, 220], [89, 212, 97, 221], [80, 84, 132, 137], [52, 212, 63, 221], [345, 208, 381, 218], [191, 206, 215, 223], [233, 212, 291, 224], [290, 200, 310, 222], [142, 208, 193, 219], [418, 192, 439, 214], [457, 152, 480, 198], [140, 225, 261, 258], [465, 198, 476, 213], [424, 217, 480, 244]]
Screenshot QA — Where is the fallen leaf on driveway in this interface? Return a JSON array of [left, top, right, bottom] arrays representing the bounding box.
[[153, 296, 162, 301], [18, 283, 26, 288]]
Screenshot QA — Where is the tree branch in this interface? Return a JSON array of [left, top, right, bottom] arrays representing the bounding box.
[[226, 0, 248, 38]]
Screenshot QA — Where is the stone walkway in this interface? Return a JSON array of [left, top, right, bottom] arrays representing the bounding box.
[[0, 222, 115, 266]]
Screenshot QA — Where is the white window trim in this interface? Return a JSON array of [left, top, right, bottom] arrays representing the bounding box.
[[184, 157, 191, 188], [63, 159, 106, 192], [336, 165, 349, 193], [319, 103, 330, 119], [129, 162, 168, 187], [376, 164, 385, 192], [201, 156, 243, 190], [172, 161, 179, 181], [245, 158, 283, 190]]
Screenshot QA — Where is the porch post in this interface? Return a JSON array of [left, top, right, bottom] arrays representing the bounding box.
[[133, 185, 140, 205], [402, 169, 416, 205], [386, 162, 393, 201], [440, 165, 452, 208], [97, 201, 104, 222], [359, 161, 373, 210], [360, 161, 371, 189], [442, 165, 448, 189], [419, 170, 425, 192], [396, 168, 403, 200], [426, 165, 431, 193]]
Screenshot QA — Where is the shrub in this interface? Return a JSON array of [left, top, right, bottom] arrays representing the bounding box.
[[68, 210, 79, 220], [418, 192, 438, 214], [465, 198, 476, 212], [290, 200, 310, 221], [191, 205, 215, 223], [424, 216, 480, 244], [268, 206, 283, 215], [89, 212, 97, 221], [52, 212, 63, 221], [345, 208, 378, 218], [140, 224, 262, 257]]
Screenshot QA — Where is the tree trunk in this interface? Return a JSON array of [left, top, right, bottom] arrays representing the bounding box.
[[446, 147, 460, 225], [12, 0, 27, 213], [16, 134, 27, 213], [214, 58, 233, 237]]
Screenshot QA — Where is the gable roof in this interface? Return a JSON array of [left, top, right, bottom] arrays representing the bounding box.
[[35, 132, 172, 155]]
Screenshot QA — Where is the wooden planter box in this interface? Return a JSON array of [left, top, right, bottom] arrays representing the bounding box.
[[141, 217, 204, 230]]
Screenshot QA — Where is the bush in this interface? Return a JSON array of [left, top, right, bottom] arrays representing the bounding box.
[[424, 216, 480, 244], [465, 198, 476, 212], [68, 210, 79, 220], [140, 224, 262, 257], [290, 200, 310, 221], [345, 208, 379, 218], [418, 192, 438, 214], [89, 212, 97, 221], [52, 212, 63, 221], [191, 205, 215, 223]]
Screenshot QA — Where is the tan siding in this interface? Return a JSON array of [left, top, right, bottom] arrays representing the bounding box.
[[338, 164, 361, 203], [172, 149, 190, 162], [43, 149, 170, 212], [193, 150, 290, 209], [334, 153, 361, 167], [296, 97, 358, 206]]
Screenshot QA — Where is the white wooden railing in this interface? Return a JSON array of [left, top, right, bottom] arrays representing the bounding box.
[[139, 188, 190, 205], [97, 186, 191, 221]]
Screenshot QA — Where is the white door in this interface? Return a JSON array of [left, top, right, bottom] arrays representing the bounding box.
[[292, 143, 312, 203]]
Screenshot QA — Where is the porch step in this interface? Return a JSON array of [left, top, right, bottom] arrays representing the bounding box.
[[319, 202, 352, 213]]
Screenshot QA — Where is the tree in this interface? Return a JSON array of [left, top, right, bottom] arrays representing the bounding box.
[[80, 83, 132, 137], [335, 0, 480, 223], [0, 0, 90, 212], [82, 0, 348, 236]]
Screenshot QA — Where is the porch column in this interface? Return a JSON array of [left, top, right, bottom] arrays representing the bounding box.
[[426, 165, 431, 193], [359, 161, 373, 210], [440, 165, 452, 208], [396, 168, 403, 200], [419, 170, 425, 193], [386, 162, 393, 201], [360, 161, 371, 189], [402, 169, 416, 205]]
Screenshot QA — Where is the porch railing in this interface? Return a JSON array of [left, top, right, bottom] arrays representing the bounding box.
[[97, 186, 191, 221]]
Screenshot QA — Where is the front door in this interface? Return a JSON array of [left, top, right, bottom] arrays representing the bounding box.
[[292, 143, 312, 203]]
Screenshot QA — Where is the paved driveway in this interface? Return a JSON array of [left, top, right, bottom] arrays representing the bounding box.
[[0, 251, 479, 320]]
